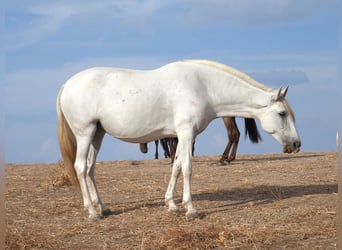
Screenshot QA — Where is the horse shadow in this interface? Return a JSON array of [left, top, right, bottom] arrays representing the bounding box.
[[238, 153, 329, 162], [216, 153, 329, 165], [103, 183, 337, 218], [103, 198, 165, 217], [192, 183, 337, 216]]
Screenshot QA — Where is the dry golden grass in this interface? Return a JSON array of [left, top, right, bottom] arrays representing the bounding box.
[[5, 151, 338, 249], [49, 160, 72, 187]]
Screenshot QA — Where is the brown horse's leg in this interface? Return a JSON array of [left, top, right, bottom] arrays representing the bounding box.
[[169, 138, 178, 164], [220, 141, 233, 164], [219, 117, 240, 164], [192, 141, 195, 156], [161, 138, 171, 158], [154, 140, 159, 159], [219, 117, 234, 164], [227, 117, 240, 162]]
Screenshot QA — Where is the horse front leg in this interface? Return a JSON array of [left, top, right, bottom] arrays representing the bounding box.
[[165, 159, 181, 215], [165, 130, 198, 219], [181, 151, 198, 220]]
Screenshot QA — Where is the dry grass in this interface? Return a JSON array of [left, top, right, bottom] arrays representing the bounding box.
[[49, 160, 72, 187], [5, 151, 338, 249]]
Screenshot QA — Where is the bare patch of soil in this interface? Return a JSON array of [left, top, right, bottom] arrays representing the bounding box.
[[6, 151, 337, 249]]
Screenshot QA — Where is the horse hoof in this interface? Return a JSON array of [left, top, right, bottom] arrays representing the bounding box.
[[168, 207, 180, 216], [186, 211, 200, 220], [88, 214, 102, 221]]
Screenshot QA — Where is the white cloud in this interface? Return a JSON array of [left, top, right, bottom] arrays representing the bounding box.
[[5, 0, 337, 50], [250, 69, 309, 86], [6, 4, 76, 50], [181, 0, 337, 26], [5, 55, 169, 118], [5, 1, 174, 50], [224, 51, 338, 87]]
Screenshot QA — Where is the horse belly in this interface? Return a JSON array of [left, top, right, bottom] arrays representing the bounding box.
[[98, 100, 175, 143]]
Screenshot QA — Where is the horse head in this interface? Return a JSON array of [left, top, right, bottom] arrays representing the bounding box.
[[259, 86, 301, 153]]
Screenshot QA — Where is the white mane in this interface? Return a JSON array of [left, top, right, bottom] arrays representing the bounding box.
[[185, 59, 272, 92]]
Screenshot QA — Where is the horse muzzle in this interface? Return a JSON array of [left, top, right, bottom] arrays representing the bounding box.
[[283, 140, 301, 154]]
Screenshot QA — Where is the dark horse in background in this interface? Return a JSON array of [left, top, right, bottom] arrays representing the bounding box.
[[140, 117, 261, 164]]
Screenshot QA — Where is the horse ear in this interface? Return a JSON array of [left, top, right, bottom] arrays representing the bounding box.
[[276, 87, 282, 100], [281, 86, 289, 97]]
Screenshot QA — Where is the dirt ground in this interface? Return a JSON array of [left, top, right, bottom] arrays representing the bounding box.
[[5, 151, 337, 249]]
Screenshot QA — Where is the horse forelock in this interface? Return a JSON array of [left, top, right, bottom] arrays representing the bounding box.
[[185, 59, 272, 92]]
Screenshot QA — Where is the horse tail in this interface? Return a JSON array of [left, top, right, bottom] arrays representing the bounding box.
[[244, 118, 262, 144], [56, 86, 80, 189]]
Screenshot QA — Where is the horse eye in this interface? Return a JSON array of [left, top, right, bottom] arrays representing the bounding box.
[[279, 111, 286, 117]]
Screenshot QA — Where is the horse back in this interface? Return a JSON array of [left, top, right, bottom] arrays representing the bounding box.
[[60, 63, 213, 142]]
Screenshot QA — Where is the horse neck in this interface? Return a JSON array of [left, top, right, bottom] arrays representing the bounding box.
[[208, 77, 273, 120]]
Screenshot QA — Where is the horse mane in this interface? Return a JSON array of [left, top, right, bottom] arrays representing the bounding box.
[[185, 59, 295, 120], [185, 59, 272, 92]]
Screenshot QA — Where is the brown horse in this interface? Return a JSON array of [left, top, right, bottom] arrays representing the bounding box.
[[141, 117, 261, 164]]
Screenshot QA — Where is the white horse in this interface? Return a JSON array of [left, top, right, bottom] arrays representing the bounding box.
[[57, 60, 301, 220]]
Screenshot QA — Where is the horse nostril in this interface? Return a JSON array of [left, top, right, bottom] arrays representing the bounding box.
[[294, 141, 301, 149]]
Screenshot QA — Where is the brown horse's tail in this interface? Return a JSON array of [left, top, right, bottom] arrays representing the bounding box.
[[244, 118, 262, 144], [56, 86, 80, 189]]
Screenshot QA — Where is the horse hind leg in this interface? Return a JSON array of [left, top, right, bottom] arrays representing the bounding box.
[[219, 141, 233, 164], [86, 124, 110, 216], [74, 131, 100, 220], [227, 118, 240, 162], [219, 117, 234, 164]]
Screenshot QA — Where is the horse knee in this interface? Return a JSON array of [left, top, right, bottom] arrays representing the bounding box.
[[182, 165, 192, 178], [233, 131, 240, 141]]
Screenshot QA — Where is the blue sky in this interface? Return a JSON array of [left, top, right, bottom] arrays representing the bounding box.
[[4, 1, 339, 163]]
